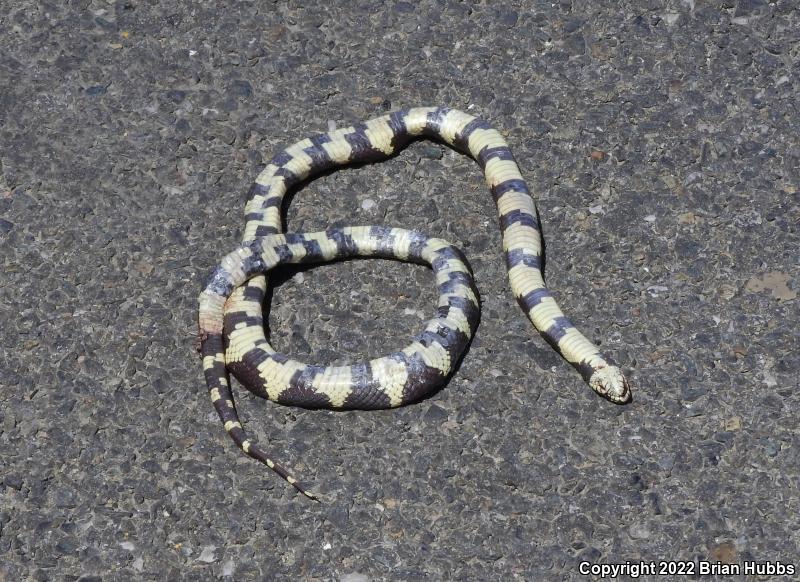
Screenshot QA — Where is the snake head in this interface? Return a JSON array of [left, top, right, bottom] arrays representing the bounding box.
[[589, 365, 632, 404]]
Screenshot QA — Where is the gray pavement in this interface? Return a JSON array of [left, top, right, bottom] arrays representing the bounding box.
[[1, 0, 798, 579]]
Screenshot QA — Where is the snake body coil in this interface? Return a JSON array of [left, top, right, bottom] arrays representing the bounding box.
[[198, 106, 631, 499]]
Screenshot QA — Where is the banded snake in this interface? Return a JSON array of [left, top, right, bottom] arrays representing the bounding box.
[[198, 106, 631, 499]]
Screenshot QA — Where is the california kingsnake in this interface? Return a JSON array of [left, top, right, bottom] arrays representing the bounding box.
[[198, 106, 631, 499]]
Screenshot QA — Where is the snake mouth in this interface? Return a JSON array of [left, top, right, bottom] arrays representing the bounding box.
[[589, 366, 632, 404]]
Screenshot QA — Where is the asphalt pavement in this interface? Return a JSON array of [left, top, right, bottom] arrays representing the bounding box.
[[1, 0, 798, 579]]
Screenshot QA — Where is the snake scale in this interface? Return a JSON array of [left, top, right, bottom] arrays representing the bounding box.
[[198, 106, 631, 499]]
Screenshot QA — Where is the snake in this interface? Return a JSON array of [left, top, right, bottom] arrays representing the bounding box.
[[198, 106, 631, 500]]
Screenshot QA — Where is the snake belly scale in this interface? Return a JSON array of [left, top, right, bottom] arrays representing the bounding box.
[[198, 106, 631, 499]]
